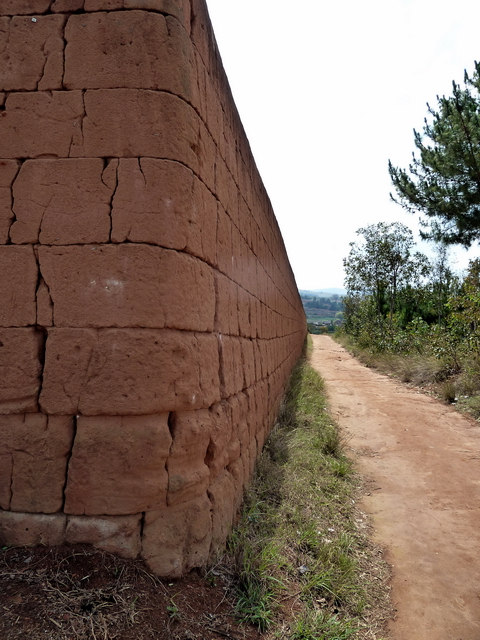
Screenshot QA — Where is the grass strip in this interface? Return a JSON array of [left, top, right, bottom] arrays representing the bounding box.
[[227, 346, 392, 639]]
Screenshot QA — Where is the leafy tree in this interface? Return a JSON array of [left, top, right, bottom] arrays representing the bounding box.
[[343, 222, 429, 322], [446, 258, 480, 353], [429, 243, 458, 324], [389, 62, 480, 247]]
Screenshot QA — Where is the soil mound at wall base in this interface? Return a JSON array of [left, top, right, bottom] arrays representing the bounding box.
[[0, 544, 263, 640]]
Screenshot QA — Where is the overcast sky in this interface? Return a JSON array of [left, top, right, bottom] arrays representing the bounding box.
[[205, 0, 480, 290]]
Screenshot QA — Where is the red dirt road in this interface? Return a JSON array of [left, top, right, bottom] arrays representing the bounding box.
[[310, 335, 480, 640]]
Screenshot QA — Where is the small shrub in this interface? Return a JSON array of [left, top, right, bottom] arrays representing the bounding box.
[[437, 380, 457, 404], [463, 396, 480, 419]]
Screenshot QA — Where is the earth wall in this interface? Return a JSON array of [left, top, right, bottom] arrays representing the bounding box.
[[0, 0, 307, 576]]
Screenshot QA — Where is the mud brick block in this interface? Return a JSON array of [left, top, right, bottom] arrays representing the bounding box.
[[226, 457, 245, 512], [189, 0, 214, 67], [219, 335, 244, 398], [0, 512, 66, 547], [240, 445, 251, 488], [205, 400, 232, 479], [237, 286, 251, 338], [208, 470, 236, 556], [38, 244, 215, 331], [86, 0, 190, 10], [36, 278, 54, 327], [236, 392, 251, 445], [229, 224, 244, 285], [226, 434, 240, 468], [65, 12, 197, 105], [226, 393, 245, 456], [0, 328, 43, 414], [240, 239, 257, 295], [215, 158, 238, 226], [0, 159, 19, 243], [111, 158, 217, 265], [0, 1, 52, 15], [66, 514, 142, 559], [122, 0, 192, 29], [142, 493, 212, 577], [51, 0, 84, 10], [214, 273, 239, 336], [240, 338, 255, 389], [167, 409, 211, 506], [64, 414, 171, 515], [255, 426, 267, 458], [70, 89, 199, 171], [225, 123, 240, 185], [0, 91, 84, 158], [0, 15, 65, 92], [253, 339, 263, 381], [249, 296, 260, 340], [84, 0, 123, 8], [204, 69, 225, 152], [11, 159, 115, 245], [259, 303, 269, 340], [247, 437, 257, 476], [39, 328, 96, 415], [0, 246, 37, 326], [257, 340, 268, 378], [255, 380, 270, 429], [237, 196, 252, 247], [216, 206, 232, 276], [246, 294, 257, 339], [40, 328, 220, 415], [195, 119, 216, 193], [193, 175, 218, 264], [0, 414, 73, 512]]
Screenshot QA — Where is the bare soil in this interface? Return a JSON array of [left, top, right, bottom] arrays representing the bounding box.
[[0, 544, 262, 640], [310, 334, 480, 640]]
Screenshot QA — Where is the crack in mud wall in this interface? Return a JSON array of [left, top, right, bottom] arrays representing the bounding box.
[[0, 0, 307, 577]]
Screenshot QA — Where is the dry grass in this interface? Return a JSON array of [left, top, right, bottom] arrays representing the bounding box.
[[334, 331, 480, 423], [0, 545, 263, 640]]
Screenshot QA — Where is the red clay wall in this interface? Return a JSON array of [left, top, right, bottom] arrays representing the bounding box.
[[0, 0, 306, 576]]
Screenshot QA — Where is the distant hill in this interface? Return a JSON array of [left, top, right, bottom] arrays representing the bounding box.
[[299, 288, 346, 298]]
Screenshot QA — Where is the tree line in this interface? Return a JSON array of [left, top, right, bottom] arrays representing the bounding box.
[[302, 296, 343, 312], [342, 61, 480, 371]]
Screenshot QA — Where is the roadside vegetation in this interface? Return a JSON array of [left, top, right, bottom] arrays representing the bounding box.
[[226, 345, 392, 639], [340, 59, 480, 413], [340, 223, 480, 416]]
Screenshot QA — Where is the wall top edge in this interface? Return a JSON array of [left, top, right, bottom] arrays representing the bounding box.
[[0, 0, 190, 20]]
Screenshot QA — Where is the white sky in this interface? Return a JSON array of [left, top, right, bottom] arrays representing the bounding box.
[[205, 0, 480, 290]]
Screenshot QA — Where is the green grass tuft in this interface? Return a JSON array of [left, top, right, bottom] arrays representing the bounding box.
[[227, 346, 392, 638]]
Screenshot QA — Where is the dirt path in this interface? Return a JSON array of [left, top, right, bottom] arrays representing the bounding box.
[[310, 334, 480, 640]]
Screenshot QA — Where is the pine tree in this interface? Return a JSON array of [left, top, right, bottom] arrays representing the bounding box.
[[389, 62, 480, 247]]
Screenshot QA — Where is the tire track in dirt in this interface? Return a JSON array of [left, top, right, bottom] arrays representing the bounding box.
[[310, 335, 480, 640]]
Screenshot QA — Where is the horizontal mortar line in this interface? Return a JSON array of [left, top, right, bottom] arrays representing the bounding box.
[[5, 132, 300, 308], [2, 85, 220, 170], [15, 237, 301, 317], [5, 154, 289, 293], [32, 326, 303, 344], [29, 239, 294, 299]]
